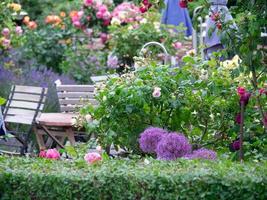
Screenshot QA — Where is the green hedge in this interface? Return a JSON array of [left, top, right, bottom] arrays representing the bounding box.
[[0, 156, 266, 200]]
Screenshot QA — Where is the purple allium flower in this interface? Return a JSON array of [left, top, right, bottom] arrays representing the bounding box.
[[107, 54, 119, 69], [229, 139, 241, 152], [184, 148, 217, 160], [139, 127, 167, 153], [156, 132, 191, 160]]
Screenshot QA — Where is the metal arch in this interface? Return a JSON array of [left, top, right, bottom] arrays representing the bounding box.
[[139, 41, 169, 66]]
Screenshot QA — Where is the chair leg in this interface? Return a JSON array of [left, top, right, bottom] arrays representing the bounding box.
[[66, 128, 76, 146]]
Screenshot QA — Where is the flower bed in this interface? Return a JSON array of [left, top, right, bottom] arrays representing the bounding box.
[[0, 156, 266, 200]]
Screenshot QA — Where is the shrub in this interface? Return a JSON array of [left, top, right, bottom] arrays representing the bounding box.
[[0, 156, 266, 200]]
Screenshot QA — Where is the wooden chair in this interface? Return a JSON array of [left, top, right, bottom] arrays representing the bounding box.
[[0, 85, 47, 155], [34, 84, 97, 150]]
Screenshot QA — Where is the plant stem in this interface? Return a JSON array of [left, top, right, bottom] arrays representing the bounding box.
[[239, 102, 245, 162]]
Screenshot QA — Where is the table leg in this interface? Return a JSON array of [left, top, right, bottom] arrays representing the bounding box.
[[66, 127, 75, 146], [41, 125, 65, 149]]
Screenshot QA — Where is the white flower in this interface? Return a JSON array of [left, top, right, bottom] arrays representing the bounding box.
[[140, 18, 147, 24], [192, 110, 198, 115], [71, 118, 77, 126], [96, 145, 102, 152], [144, 158, 150, 165], [54, 79, 62, 86], [85, 114, 92, 123], [128, 25, 133, 30], [111, 17, 121, 25], [152, 87, 161, 98]]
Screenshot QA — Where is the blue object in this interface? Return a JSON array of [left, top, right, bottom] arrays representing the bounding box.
[[204, 0, 234, 59], [161, 0, 193, 36], [0, 106, 6, 136]]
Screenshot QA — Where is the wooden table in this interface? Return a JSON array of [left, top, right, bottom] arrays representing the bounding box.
[[35, 113, 77, 150]]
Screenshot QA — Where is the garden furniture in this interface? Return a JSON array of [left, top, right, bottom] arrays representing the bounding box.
[[34, 84, 97, 150], [0, 85, 47, 155]]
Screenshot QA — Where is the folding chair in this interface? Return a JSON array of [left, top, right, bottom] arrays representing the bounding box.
[[0, 85, 47, 155], [34, 84, 97, 150]]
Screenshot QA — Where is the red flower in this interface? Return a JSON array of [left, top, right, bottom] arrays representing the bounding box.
[[139, 6, 148, 13], [179, 0, 188, 8], [259, 88, 265, 95], [240, 92, 251, 106], [216, 22, 222, 30]]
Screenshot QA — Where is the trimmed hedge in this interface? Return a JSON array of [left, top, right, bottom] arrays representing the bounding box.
[[0, 156, 266, 200]]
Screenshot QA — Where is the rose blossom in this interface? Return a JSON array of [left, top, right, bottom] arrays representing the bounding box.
[[172, 42, 182, 49], [2, 28, 10, 37], [15, 26, 23, 35], [39, 150, 47, 158], [45, 148, 60, 160], [84, 152, 102, 164], [84, 0, 93, 6], [2, 38, 11, 48]]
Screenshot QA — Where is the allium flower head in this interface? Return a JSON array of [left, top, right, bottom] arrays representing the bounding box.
[[107, 54, 119, 69], [184, 148, 217, 160], [139, 127, 167, 153], [156, 132, 191, 160]]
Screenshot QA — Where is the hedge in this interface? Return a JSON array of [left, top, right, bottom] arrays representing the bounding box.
[[0, 156, 266, 200]]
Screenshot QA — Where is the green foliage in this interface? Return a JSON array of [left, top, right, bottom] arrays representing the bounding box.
[[0, 97, 6, 105], [0, 156, 266, 200], [108, 11, 185, 67]]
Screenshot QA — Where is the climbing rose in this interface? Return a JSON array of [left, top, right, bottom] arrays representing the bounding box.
[[139, 127, 167, 153], [45, 149, 60, 160], [156, 132, 191, 160], [84, 152, 102, 164]]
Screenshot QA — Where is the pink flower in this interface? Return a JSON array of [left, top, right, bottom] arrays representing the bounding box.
[[2, 38, 11, 48], [78, 11, 84, 17], [15, 26, 23, 35], [39, 150, 47, 158], [152, 87, 161, 98], [172, 42, 182, 49], [259, 88, 265, 95], [96, 11, 103, 19], [102, 12, 111, 20], [84, 152, 102, 164], [2, 28, 10, 37], [73, 21, 81, 28], [45, 148, 60, 160], [100, 32, 108, 43], [84, 0, 93, 6], [98, 5, 108, 13], [237, 86, 246, 96], [103, 19, 110, 26]]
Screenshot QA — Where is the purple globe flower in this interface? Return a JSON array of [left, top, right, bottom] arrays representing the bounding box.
[[139, 127, 167, 153], [184, 148, 217, 160], [156, 132, 191, 160]]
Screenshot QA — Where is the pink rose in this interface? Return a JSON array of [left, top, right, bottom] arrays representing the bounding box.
[[84, 152, 102, 164], [172, 42, 182, 49], [96, 11, 103, 19], [78, 11, 84, 17], [84, 0, 93, 6], [98, 5, 108, 13], [46, 148, 60, 160], [73, 21, 81, 28], [237, 86, 246, 96], [15, 26, 23, 35], [2, 28, 10, 37], [39, 150, 47, 158]]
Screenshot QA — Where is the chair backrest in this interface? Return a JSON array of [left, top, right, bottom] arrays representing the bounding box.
[[56, 84, 97, 113], [3, 85, 47, 125]]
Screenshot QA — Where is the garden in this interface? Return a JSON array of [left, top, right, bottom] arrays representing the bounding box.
[[0, 0, 267, 199]]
